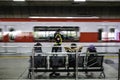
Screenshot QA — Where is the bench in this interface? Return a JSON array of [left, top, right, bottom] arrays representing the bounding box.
[[28, 55, 105, 78]]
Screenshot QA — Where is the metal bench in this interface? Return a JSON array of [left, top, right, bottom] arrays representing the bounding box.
[[28, 55, 105, 78]]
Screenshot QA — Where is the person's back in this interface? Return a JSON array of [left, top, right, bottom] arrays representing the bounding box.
[[49, 29, 63, 77], [85, 45, 97, 76], [67, 43, 77, 76], [29, 43, 42, 69], [52, 44, 62, 52], [87, 45, 97, 56]]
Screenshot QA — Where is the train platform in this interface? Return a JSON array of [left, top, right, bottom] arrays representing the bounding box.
[[0, 53, 118, 80]]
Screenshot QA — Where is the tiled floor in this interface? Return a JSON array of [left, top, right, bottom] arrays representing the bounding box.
[[0, 54, 118, 80]]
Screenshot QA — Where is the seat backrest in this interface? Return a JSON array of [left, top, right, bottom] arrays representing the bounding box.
[[50, 56, 66, 67], [87, 56, 104, 67], [30, 56, 47, 68], [78, 56, 84, 67], [68, 55, 84, 67], [52, 44, 62, 52]]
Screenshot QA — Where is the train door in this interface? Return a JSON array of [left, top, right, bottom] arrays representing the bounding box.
[[98, 25, 119, 42]]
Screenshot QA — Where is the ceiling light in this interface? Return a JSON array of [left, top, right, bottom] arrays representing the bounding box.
[[74, 0, 86, 2], [13, 0, 25, 1], [29, 16, 99, 19]]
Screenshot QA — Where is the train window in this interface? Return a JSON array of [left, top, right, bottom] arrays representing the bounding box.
[[110, 28, 115, 33], [101, 27, 119, 42], [0, 28, 2, 41], [9, 28, 16, 41], [98, 28, 103, 41], [34, 26, 79, 42], [0, 28, 2, 32], [9, 27, 15, 32], [108, 28, 115, 40]]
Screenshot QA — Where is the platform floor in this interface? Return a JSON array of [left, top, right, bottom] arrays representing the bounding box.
[[0, 54, 118, 80]]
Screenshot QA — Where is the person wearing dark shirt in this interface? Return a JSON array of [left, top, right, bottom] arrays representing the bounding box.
[[29, 42, 42, 70], [85, 45, 97, 76], [49, 29, 63, 77], [53, 29, 63, 52], [86, 45, 97, 56], [54, 29, 63, 45]]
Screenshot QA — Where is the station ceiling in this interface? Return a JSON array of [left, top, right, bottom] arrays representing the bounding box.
[[0, 0, 120, 6], [0, 0, 120, 18]]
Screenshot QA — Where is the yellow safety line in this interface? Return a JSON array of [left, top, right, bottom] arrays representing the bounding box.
[[105, 56, 118, 58], [0, 56, 29, 58]]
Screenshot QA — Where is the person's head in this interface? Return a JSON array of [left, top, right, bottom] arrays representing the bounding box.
[[36, 42, 41, 46], [71, 43, 77, 49], [56, 29, 61, 33], [87, 45, 96, 52]]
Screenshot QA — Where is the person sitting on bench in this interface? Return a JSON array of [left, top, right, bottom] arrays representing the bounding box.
[[86, 44, 97, 56], [34, 42, 42, 55], [64, 43, 82, 77], [85, 44, 97, 76], [49, 44, 62, 77]]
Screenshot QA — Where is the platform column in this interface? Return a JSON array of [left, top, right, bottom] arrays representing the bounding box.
[[118, 49, 120, 80]]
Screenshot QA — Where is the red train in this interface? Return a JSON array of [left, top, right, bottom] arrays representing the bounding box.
[[0, 18, 120, 43]]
